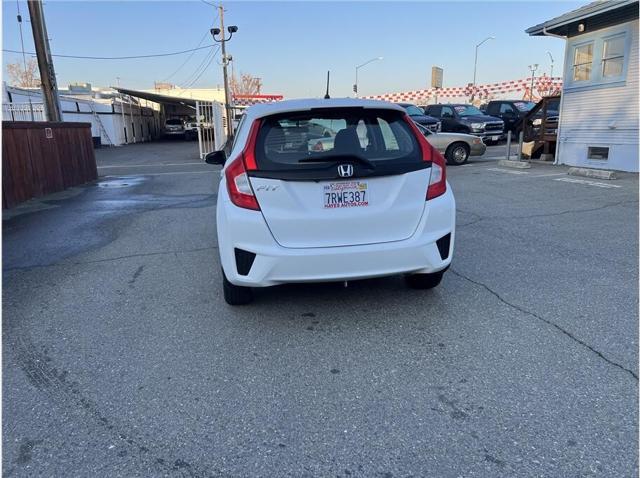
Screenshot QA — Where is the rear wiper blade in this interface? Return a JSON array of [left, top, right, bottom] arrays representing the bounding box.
[[298, 154, 376, 169]]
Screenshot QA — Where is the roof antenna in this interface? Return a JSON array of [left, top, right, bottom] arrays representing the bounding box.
[[324, 70, 330, 99]]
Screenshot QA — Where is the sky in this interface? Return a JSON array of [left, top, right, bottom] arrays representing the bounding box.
[[2, 0, 585, 98]]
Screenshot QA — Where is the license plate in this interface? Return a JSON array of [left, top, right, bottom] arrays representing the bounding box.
[[491, 135, 500, 141], [323, 181, 369, 208]]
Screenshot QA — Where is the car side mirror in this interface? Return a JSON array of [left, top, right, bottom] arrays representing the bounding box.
[[205, 150, 226, 165]]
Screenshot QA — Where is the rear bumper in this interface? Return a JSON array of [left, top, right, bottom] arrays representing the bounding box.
[[217, 186, 456, 287]]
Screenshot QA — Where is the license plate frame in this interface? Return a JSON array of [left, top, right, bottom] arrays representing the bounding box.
[[323, 181, 369, 209]]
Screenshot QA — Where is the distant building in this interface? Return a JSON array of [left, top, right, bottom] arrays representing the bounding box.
[[527, 0, 639, 172]]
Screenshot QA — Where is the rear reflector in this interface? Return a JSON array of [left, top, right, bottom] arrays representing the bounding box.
[[234, 248, 256, 276], [436, 233, 451, 260]]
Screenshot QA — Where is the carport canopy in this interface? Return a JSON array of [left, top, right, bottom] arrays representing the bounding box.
[[112, 87, 201, 107]]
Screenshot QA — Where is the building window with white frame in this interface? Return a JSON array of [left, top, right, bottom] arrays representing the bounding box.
[[602, 34, 625, 77], [572, 42, 593, 81]]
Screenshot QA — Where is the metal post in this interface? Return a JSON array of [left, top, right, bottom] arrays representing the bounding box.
[[471, 46, 478, 102], [28, 0, 62, 122], [505, 130, 512, 160], [129, 95, 135, 143], [528, 64, 538, 101], [196, 101, 203, 159], [471, 37, 494, 102], [354, 67, 358, 98], [517, 130, 524, 161], [354, 57, 383, 99]]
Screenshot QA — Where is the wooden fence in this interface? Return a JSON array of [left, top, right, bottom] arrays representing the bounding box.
[[2, 121, 97, 209]]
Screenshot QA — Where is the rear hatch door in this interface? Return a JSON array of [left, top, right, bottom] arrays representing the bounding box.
[[249, 107, 431, 248]]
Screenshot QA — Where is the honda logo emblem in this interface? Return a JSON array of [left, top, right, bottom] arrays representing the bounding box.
[[337, 164, 354, 178]]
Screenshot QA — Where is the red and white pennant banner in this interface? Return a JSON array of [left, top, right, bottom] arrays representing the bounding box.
[[363, 76, 563, 103]]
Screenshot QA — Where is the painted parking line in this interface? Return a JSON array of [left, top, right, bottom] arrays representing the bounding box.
[[486, 167, 529, 175], [98, 162, 204, 169], [103, 170, 217, 177], [528, 173, 567, 178], [553, 177, 622, 188]]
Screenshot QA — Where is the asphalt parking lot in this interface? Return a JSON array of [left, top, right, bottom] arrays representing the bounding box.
[[3, 140, 638, 477]]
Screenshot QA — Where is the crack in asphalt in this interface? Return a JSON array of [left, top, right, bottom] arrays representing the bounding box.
[[3, 246, 218, 273], [457, 200, 637, 226], [450, 268, 639, 382]]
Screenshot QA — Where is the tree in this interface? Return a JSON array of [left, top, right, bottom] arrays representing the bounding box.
[[230, 72, 262, 96], [6, 58, 41, 88]]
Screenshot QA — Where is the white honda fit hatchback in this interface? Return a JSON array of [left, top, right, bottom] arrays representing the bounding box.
[[206, 99, 455, 305]]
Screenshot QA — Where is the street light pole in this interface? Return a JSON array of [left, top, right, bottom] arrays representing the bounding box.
[[211, 6, 237, 144], [546, 51, 554, 78], [354, 56, 383, 97], [528, 63, 539, 101], [471, 36, 494, 102]]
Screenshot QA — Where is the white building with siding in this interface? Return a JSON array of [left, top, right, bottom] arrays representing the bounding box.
[[527, 0, 639, 172], [3, 83, 162, 146]]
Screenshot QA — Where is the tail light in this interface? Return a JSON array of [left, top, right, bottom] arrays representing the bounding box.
[[426, 150, 447, 200], [404, 115, 447, 200], [225, 119, 262, 210]]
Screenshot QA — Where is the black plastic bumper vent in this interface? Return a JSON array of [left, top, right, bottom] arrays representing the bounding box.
[[436, 234, 451, 260], [234, 248, 256, 276]]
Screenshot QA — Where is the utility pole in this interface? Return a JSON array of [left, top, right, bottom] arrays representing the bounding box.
[[28, 0, 62, 122], [528, 64, 539, 101], [218, 5, 234, 141]]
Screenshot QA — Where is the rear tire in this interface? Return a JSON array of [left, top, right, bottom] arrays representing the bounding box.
[[406, 270, 445, 289], [445, 142, 470, 165], [222, 269, 253, 305]]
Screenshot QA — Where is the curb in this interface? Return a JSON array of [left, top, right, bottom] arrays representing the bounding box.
[[498, 159, 531, 169], [567, 167, 617, 180]]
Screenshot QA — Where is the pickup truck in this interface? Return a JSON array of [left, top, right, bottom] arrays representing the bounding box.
[[395, 103, 441, 132], [422, 104, 504, 143], [482, 100, 559, 136]]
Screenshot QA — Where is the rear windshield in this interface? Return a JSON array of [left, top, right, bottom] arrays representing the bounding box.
[[166, 119, 183, 125], [255, 108, 421, 170], [513, 101, 536, 112]]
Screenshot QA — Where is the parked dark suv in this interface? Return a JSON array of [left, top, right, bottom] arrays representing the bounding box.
[[395, 103, 440, 132], [482, 100, 559, 135], [422, 104, 504, 143]]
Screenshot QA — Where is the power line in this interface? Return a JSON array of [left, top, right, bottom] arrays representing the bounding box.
[[179, 46, 220, 89], [3, 44, 214, 60], [160, 30, 210, 82], [183, 49, 218, 89], [160, 7, 219, 84], [178, 49, 215, 87], [15, 1, 30, 76]]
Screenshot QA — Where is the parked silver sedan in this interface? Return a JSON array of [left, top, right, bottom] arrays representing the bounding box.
[[415, 122, 486, 165]]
